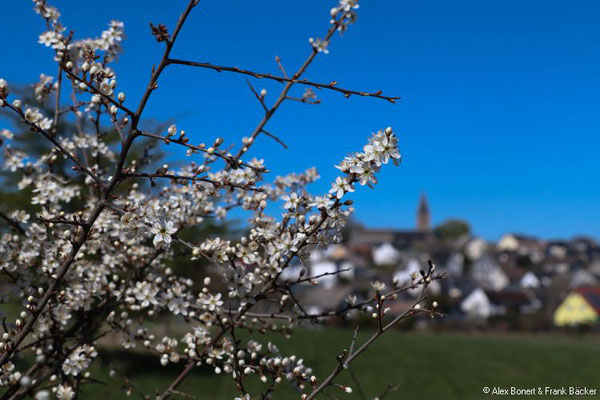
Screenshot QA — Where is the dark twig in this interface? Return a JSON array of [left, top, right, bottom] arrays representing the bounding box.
[[0, 210, 26, 235], [246, 80, 269, 113], [260, 129, 288, 149], [275, 55, 288, 78], [122, 172, 263, 192], [348, 366, 367, 400], [304, 262, 439, 400], [64, 70, 136, 117], [376, 383, 400, 399], [167, 58, 400, 103], [137, 131, 265, 172]]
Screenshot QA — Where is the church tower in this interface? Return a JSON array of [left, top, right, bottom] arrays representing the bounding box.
[[417, 193, 430, 231]]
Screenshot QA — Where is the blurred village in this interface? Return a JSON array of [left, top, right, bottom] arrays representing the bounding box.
[[277, 195, 600, 331]]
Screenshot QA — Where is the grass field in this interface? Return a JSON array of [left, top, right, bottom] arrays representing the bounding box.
[[82, 328, 600, 399]]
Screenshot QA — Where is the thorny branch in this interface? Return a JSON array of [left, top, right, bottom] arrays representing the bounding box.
[[0, 210, 26, 236], [304, 262, 440, 400], [167, 58, 400, 103]]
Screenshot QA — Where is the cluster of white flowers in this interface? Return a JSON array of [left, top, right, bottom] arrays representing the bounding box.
[[330, 0, 359, 33], [62, 345, 97, 376], [24, 107, 52, 130], [310, 0, 360, 53], [0, 1, 438, 399], [34, 74, 54, 101]]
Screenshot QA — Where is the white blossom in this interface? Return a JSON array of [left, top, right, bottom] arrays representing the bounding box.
[[149, 217, 177, 248]]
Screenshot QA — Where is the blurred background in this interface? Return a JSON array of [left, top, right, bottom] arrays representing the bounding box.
[[2, 0, 600, 398]]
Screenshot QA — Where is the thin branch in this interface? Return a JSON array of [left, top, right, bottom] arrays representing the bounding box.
[[156, 326, 229, 400], [52, 54, 64, 135], [230, 17, 340, 163], [37, 218, 86, 227], [286, 268, 351, 286], [285, 95, 321, 105], [57, 101, 92, 116], [122, 171, 264, 192], [246, 79, 268, 114], [0, 210, 26, 235], [132, 0, 200, 127], [376, 384, 400, 399], [167, 58, 400, 103], [305, 298, 424, 400], [304, 263, 439, 400], [64, 70, 136, 117], [259, 129, 288, 149], [286, 287, 317, 327], [137, 131, 265, 172], [275, 55, 288, 78], [348, 366, 367, 400], [3, 103, 103, 185], [244, 273, 445, 322]]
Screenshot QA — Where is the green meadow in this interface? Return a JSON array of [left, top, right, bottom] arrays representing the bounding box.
[[76, 328, 600, 399]]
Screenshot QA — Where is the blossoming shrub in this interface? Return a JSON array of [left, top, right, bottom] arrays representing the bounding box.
[[0, 1, 441, 399]]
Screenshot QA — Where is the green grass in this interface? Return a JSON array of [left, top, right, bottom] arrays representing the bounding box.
[[82, 329, 600, 399]]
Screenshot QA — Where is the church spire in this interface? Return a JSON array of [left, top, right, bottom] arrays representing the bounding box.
[[417, 193, 430, 231]]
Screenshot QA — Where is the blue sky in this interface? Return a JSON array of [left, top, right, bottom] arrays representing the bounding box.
[[1, 0, 599, 240]]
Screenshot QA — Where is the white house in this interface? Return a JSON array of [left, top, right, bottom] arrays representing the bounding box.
[[520, 271, 540, 289], [497, 233, 545, 262], [338, 261, 356, 280], [460, 288, 491, 319], [570, 269, 598, 288], [471, 255, 509, 291], [465, 237, 488, 261], [310, 261, 338, 288], [372, 243, 400, 266], [446, 252, 464, 277], [279, 263, 305, 281], [309, 249, 325, 263], [497, 234, 519, 252]]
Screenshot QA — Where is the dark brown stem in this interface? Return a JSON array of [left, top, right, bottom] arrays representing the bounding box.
[[122, 171, 263, 192], [0, 210, 26, 235], [230, 20, 340, 163], [167, 58, 400, 103], [304, 288, 430, 400], [133, 0, 199, 128], [260, 129, 288, 149]]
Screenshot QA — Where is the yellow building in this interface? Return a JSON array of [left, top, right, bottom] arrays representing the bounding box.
[[553, 287, 600, 327]]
